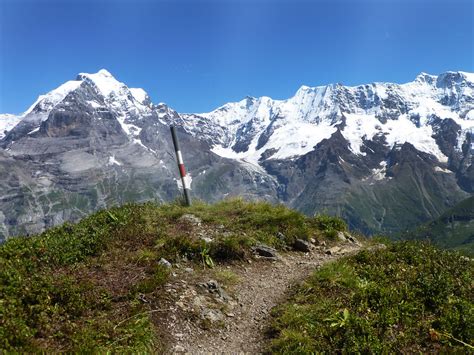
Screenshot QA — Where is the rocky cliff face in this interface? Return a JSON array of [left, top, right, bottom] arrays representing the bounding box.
[[0, 69, 472, 241], [0, 70, 278, 240]]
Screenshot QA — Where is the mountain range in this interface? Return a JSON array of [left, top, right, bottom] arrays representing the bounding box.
[[0, 69, 473, 242]]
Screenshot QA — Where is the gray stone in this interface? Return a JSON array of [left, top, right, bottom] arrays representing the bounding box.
[[293, 238, 312, 252], [179, 214, 202, 226], [199, 280, 230, 301], [159, 258, 172, 268], [337, 231, 347, 242], [326, 246, 341, 255], [201, 308, 224, 323], [173, 345, 185, 352], [276, 232, 286, 241], [346, 234, 361, 245], [253, 244, 279, 258]]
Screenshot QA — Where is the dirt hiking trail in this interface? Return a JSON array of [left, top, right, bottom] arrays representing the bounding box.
[[164, 243, 362, 353]]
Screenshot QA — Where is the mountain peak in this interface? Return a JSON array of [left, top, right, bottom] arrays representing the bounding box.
[[97, 68, 113, 77], [414, 72, 437, 85], [76, 69, 125, 97]]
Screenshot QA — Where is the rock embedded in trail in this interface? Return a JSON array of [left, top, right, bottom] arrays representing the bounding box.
[[252, 244, 279, 259], [201, 308, 225, 324], [326, 246, 342, 255], [293, 239, 312, 252], [198, 280, 230, 301]]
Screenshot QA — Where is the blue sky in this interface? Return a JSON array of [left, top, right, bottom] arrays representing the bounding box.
[[0, 0, 473, 114]]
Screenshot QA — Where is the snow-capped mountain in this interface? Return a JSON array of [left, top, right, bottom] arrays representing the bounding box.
[[178, 71, 474, 166], [0, 69, 277, 240], [0, 69, 472, 241]]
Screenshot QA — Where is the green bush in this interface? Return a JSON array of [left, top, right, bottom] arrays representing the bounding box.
[[313, 214, 347, 238]]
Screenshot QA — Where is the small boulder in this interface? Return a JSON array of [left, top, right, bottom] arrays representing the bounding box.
[[253, 244, 279, 258], [326, 246, 341, 255], [198, 280, 230, 301], [179, 214, 202, 226], [346, 234, 361, 246], [337, 231, 347, 242], [293, 239, 312, 252], [201, 308, 224, 323], [159, 258, 172, 268], [276, 232, 286, 241]]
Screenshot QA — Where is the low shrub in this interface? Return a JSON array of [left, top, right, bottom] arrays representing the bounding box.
[[270, 241, 474, 353]]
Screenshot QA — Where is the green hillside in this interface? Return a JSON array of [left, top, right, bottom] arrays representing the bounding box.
[[0, 199, 345, 352], [270, 241, 474, 353], [1, 199, 472, 352], [404, 196, 474, 255]]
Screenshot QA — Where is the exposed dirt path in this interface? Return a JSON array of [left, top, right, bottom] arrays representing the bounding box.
[[167, 243, 362, 353]]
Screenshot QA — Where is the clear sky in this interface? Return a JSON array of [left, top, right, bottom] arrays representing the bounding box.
[[0, 0, 473, 114]]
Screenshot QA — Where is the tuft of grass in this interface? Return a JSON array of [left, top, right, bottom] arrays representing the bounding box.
[[130, 264, 170, 295], [270, 241, 474, 353], [312, 214, 347, 239], [213, 270, 240, 287]]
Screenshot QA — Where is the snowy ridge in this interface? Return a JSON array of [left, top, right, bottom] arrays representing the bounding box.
[[2, 69, 155, 144], [182, 71, 474, 165], [24, 80, 83, 116], [0, 114, 21, 139], [77, 69, 152, 115], [2, 69, 473, 167]]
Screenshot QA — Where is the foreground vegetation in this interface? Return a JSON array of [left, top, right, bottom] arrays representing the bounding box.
[[0, 199, 344, 352], [270, 241, 474, 353]]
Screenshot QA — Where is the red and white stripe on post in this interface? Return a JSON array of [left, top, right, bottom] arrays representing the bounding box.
[[170, 126, 191, 206]]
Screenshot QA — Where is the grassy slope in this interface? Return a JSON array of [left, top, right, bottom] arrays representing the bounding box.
[[2, 198, 472, 352], [0, 199, 345, 352], [403, 196, 474, 255], [270, 241, 474, 353]]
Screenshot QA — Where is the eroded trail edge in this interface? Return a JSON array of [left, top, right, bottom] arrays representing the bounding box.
[[164, 243, 362, 353]]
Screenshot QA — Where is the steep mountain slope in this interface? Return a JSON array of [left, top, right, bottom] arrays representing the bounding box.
[[0, 70, 278, 241], [404, 196, 474, 254], [0, 70, 473, 240]]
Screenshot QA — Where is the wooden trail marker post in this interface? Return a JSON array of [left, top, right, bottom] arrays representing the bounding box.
[[170, 126, 191, 206]]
